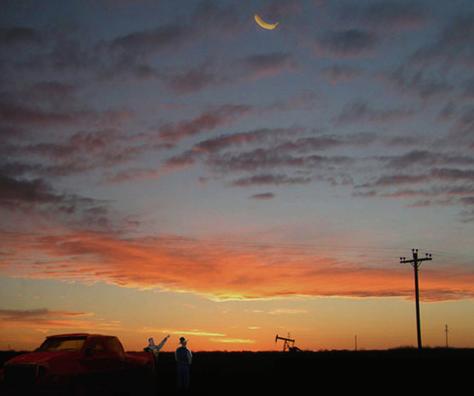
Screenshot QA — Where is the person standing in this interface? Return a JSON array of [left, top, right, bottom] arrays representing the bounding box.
[[175, 337, 192, 392], [146, 335, 170, 355]]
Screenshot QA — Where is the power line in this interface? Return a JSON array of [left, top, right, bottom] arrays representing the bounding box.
[[400, 249, 432, 350]]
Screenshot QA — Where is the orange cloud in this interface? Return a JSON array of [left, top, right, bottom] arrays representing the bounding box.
[[139, 327, 226, 338], [1, 230, 474, 301], [210, 338, 255, 344], [0, 308, 120, 332]]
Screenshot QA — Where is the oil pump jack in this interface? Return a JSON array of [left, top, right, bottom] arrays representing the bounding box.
[[275, 334, 301, 352]]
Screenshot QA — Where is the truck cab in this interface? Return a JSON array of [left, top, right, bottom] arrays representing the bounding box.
[[2, 333, 155, 395]]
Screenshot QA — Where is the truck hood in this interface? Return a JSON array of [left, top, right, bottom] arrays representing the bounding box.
[[6, 350, 80, 365]]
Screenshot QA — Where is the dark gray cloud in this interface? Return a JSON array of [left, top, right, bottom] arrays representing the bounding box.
[[453, 106, 474, 137], [316, 29, 378, 57], [209, 148, 352, 173], [384, 66, 452, 100], [110, 24, 189, 56], [159, 104, 252, 143], [0, 89, 132, 128], [239, 52, 297, 80], [231, 174, 311, 187], [460, 208, 474, 223], [156, 52, 297, 94], [0, 174, 64, 206], [321, 64, 363, 83], [0, 27, 42, 46], [360, 168, 474, 189], [412, 13, 474, 67], [381, 150, 474, 169], [1, 128, 147, 178], [0, 172, 117, 230], [339, 1, 428, 31], [335, 100, 414, 125], [249, 192, 275, 200], [0, 98, 86, 126], [460, 196, 474, 206], [160, 64, 225, 94], [162, 127, 307, 169]]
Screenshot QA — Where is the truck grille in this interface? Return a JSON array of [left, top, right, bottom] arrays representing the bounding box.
[[4, 364, 38, 385]]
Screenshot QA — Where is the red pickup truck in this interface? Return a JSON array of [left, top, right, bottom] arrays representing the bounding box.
[[1, 333, 157, 395]]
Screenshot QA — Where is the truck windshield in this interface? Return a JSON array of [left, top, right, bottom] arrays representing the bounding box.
[[38, 337, 86, 352]]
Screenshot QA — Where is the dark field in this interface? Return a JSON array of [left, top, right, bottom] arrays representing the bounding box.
[[1, 348, 473, 395]]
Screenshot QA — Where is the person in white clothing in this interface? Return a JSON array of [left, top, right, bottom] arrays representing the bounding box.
[[175, 337, 192, 392], [146, 335, 170, 353]]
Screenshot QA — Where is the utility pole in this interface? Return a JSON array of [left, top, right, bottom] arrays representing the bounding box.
[[400, 249, 432, 350], [445, 324, 449, 348], [354, 335, 358, 352]]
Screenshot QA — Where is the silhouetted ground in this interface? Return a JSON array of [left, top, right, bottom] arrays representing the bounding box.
[[1, 348, 473, 395]]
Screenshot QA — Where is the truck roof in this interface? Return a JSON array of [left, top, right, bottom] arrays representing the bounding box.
[[45, 333, 114, 338]]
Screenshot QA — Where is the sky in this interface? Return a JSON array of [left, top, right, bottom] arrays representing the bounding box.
[[1, 0, 474, 351]]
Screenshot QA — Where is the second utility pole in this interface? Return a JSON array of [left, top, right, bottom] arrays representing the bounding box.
[[400, 249, 432, 350]]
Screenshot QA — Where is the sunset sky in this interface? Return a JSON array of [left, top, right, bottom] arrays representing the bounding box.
[[1, 0, 474, 351]]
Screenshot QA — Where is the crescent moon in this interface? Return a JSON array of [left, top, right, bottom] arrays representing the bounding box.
[[254, 14, 279, 30]]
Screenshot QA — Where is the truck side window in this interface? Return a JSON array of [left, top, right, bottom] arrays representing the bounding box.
[[88, 339, 106, 354], [103, 337, 125, 357]]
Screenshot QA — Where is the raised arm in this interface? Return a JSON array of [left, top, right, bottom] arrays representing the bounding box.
[[155, 335, 170, 352]]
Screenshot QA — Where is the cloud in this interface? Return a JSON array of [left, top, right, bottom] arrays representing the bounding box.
[[0, 27, 42, 46], [1, 2, 244, 82], [358, 168, 474, 192], [110, 24, 189, 56], [460, 197, 474, 206], [240, 52, 297, 80], [157, 52, 297, 95], [2, 230, 474, 301], [209, 148, 352, 173], [160, 64, 225, 94], [315, 29, 378, 57], [159, 105, 252, 143], [321, 64, 362, 83], [0, 308, 89, 320], [146, 328, 226, 337], [411, 13, 474, 67], [0, 99, 88, 127], [165, 130, 370, 173], [460, 208, 474, 223], [210, 338, 255, 344], [383, 66, 452, 100], [172, 127, 307, 158], [267, 308, 308, 315], [335, 100, 414, 125], [108, 1, 241, 56], [368, 174, 428, 187], [462, 79, 474, 99], [0, 94, 132, 128], [249, 192, 275, 200], [0, 175, 64, 206], [382, 150, 474, 169], [21, 81, 77, 106], [1, 126, 155, 182], [104, 167, 164, 184], [231, 174, 311, 187], [453, 105, 474, 137], [0, 308, 119, 331], [340, 1, 428, 31], [0, 173, 114, 230]]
